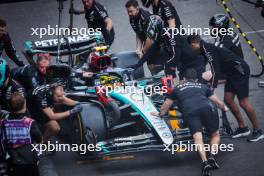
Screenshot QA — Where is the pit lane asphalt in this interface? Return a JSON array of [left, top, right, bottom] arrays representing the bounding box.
[[0, 0, 264, 176]]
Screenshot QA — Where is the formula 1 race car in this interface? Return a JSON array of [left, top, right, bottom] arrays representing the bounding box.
[[23, 35, 233, 158], [46, 64, 233, 158]]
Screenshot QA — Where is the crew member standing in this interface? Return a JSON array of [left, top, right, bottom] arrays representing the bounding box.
[[1, 93, 42, 176], [71, 0, 115, 46]]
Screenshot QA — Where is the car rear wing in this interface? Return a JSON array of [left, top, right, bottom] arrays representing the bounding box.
[[23, 35, 97, 65]]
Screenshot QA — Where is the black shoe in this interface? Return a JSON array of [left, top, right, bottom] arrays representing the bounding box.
[[247, 129, 264, 142], [232, 126, 250, 138], [208, 156, 220, 170], [202, 161, 211, 176]]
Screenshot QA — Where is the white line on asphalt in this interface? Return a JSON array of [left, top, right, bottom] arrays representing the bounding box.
[[245, 29, 264, 34]]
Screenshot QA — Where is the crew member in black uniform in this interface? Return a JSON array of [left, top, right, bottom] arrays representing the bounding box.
[[125, 0, 170, 74], [71, 0, 115, 46], [141, 0, 182, 29], [12, 54, 50, 93], [152, 68, 228, 176], [126, 0, 152, 58], [0, 19, 24, 67], [187, 34, 264, 142], [1, 93, 42, 176], [128, 15, 205, 80], [140, 0, 186, 77], [209, 14, 244, 59], [208, 14, 245, 83], [30, 84, 82, 142], [12, 53, 94, 94], [0, 59, 25, 111], [256, 0, 264, 17]]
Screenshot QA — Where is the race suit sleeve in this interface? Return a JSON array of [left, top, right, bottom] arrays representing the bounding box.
[[3, 34, 24, 66]]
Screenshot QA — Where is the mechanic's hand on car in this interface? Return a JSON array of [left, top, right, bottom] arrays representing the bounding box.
[[82, 72, 94, 78], [69, 104, 83, 115]]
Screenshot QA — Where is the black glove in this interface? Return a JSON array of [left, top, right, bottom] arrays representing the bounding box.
[[69, 104, 83, 115]]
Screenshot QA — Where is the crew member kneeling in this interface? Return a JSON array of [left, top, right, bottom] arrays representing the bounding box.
[[29, 84, 83, 143]]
